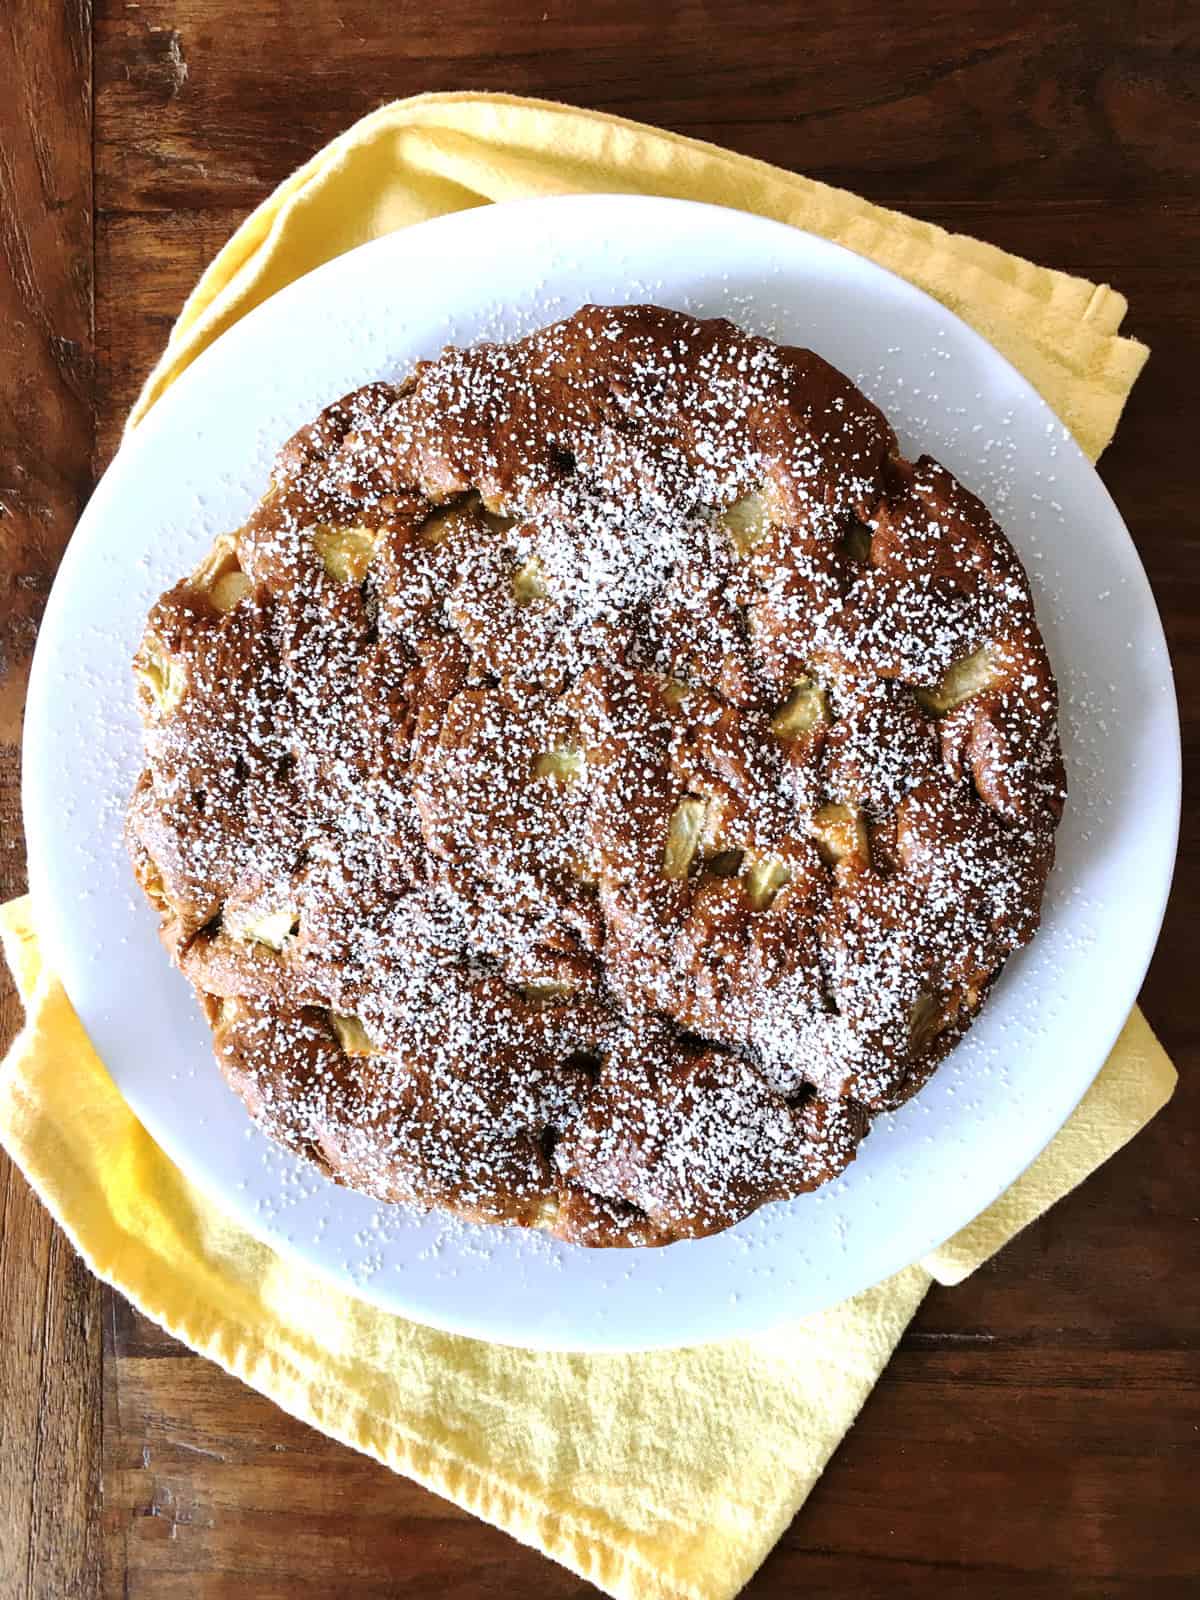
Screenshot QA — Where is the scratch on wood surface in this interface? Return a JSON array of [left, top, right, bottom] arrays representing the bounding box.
[[154, 28, 188, 98], [146, 1481, 186, 1537], [168, 1437, 228, 1462], [908, 1330, 999, 1344]]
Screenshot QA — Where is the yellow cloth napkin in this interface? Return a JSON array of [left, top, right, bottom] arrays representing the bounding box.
[[3, 92, 1177, 1600]]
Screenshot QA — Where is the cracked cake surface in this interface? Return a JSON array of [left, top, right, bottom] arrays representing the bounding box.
[[127, 304, 1066, 1247]]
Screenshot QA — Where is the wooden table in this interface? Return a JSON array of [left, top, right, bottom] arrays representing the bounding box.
[[2, 4, 1196, 1595]]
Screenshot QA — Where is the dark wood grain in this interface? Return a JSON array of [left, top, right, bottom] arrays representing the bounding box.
[[0, 0, 95, 738], [1, 0, 1197, 1595], [0, 5, 102, 1600]]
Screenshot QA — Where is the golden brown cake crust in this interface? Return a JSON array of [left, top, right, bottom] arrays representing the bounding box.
[[127, 305, 1065, 1247]]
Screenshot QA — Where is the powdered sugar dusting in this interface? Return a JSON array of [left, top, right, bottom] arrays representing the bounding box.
[[128, 304, 1065, 1249]]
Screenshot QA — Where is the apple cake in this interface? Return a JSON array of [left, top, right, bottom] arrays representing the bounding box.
[[127, 304, 1066, 1247]]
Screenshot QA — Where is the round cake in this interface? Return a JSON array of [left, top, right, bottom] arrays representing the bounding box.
[[127, 304, 1066, 1247]]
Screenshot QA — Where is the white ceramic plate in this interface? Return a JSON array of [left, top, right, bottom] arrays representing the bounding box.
[[24, 196, 1179, 1351]]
